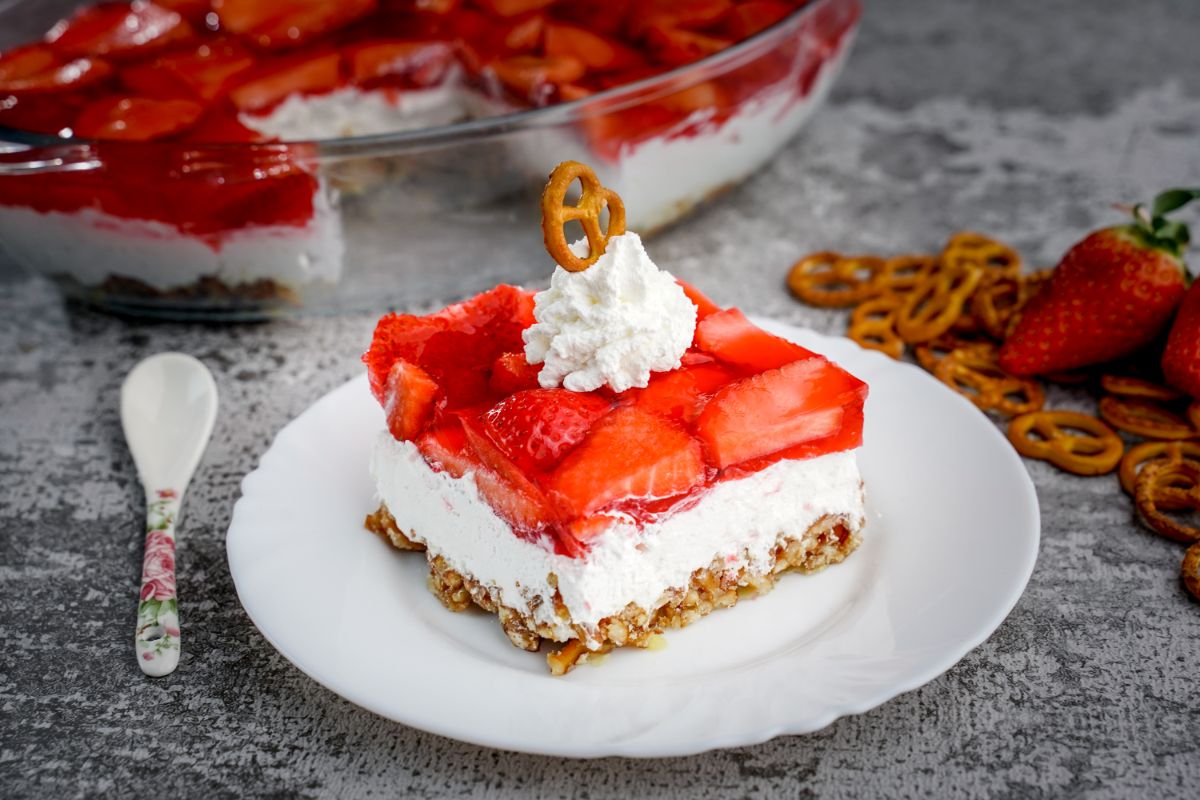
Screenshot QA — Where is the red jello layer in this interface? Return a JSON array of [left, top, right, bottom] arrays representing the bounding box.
[[363, 281, 867, 557]]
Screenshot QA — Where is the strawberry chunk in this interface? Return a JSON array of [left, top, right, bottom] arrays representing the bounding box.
[[482, 389, 611, 473], [153, 39, 257, 101], [363, 285, 536, 410], [0, 47, 113, 94], [489, 55, 585, 101], [214, 0, 377, 50], [488, 351, 542, 395], [462, 418, 558, 531], [228, 52, 341, 112], [695, 308, 815, 372], [548, 406, 705, 517], [345, 40, 456, 87], [627, 0, 734, 38], [723, 403, 864, 479], [503, 14, 546, 52], [382, 360, 440, 441], [74, 95, 204, 140], [634, 362, 737, 424], [474, 0, 556, 18], [676, 279, 720, 320], [416, 421, 474, 478], [47, 2, 195, 59], [722, 1, 793, 39], [644, 25, 733, 67], [696, 357, 867, 469], [544, 24, 639, 73]]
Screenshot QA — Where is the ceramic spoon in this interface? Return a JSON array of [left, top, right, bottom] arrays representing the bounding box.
[[120, 353, 218, 677]]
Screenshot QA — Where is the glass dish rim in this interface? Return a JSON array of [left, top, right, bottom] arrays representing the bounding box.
[[0, 0, 855, 157]]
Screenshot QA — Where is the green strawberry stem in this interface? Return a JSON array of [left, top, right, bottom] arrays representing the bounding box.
[[1131, 187, 1200, 259]]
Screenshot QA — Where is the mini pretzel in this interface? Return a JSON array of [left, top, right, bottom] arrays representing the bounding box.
[[1133, 459, 1200, 544], [1183, 542, 1200, 601], [895, 266, 984, 343], [541, 160, 626, 272], [1008, 410, 1124, 476], [787, 253, 887, 307], [970, 276, 1023, 340], [847, 293, 904, 358], [875, 254, 938, 295], [934, 344, 1045, 417], [1098, 396, 1198, 440], [1119, 441, 1200, 507], [913, 333, 990, 373], [941, 231, 1021, 282], [1100, 375, 1183, 402]]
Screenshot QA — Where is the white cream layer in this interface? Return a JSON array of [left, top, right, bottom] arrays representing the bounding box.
[[371, 432, 864, 641], [240, 83, 467, 141], [0, 182, 343, 291]]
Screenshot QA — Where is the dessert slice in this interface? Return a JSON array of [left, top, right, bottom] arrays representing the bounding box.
[[364, 161, 867, 674]]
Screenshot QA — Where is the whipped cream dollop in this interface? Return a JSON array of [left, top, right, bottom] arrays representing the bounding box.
[[523, 232, 698, 393]]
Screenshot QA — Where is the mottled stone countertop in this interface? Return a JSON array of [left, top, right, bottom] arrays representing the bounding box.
[[2, 1, 1199, 797]]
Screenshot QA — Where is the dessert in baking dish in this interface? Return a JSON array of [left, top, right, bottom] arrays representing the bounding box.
[[0, 0, 860, 305], [364, 162, 867, 673]]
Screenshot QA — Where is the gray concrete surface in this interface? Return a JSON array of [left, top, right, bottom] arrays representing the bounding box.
[[3, 1, 1200, 797]]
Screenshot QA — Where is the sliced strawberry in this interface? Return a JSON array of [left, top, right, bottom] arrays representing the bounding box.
[[345, 40, 456, 87], [557, 83, 591, 101], [462, 417, 558, 531], [553, 0, 631, 36], [723, 403, 863, 479], [47, 2, 195, 59], [183, 106, 267, 142], [488, 351, 542, 395], [627, 0, 734, 39], [416, 421, 475, 478], [152, 0, 211, 24], [155, 39, 258, 100], [634, 362, 737, 424], [695, 308, 815, 372], [382, 359, 440, 441], [0, 50, 113, 94], [644, 24, 733, 67], [548, 406, 705, 517], [544, 24, 639, 73], [656, 80, 724, 113], [489, 54, 585, 101], [474, 0, 556, 18], [363, 285, 536, 409], [722, 1, 793, 39], [215, 0, 377, 50], [696, 356, 867, 469], [482, 389, 611, 473], [675, 278, 720, 321], [503, 14, 546, 52], [228, 52, 341, 112], [74, 95, 204, 140]]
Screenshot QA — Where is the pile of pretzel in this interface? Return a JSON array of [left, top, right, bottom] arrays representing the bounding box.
[[787, 232, 1200, 601]]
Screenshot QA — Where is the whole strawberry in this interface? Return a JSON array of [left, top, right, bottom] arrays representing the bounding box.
[[1163, 276, 1200, 398], [999, 188, 1197, 376]]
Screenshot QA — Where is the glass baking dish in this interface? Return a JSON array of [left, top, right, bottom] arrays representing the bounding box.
[[0, 0, 861, 319]]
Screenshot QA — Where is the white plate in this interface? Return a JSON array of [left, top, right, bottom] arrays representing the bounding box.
[[226, 320, 1039, 758]]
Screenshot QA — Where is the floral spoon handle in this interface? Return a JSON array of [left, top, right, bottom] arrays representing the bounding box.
[[136, 488, 182, 677]]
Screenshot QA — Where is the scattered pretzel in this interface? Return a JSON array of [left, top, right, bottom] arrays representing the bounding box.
[[847, 293, 905, 358], [1100, 375, 1183, 402], [1189, 401, 1200, 432], [1133, 459, 1200, 544], [541, 160, 626, 272], [875, 254, 937, 295], [1098, 396, 1198, 440], [787, 253, 887, 307], [1119, 441, 1200, 509], [913, 333, 990, 373], [1184, 542, 1200, 601], [895, 266, 984, 343], [970, 276, 1024, 340], [941, 231, 1022, 282], [934, 345, 1045, 417], [1008, 410, 1124, 476]]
